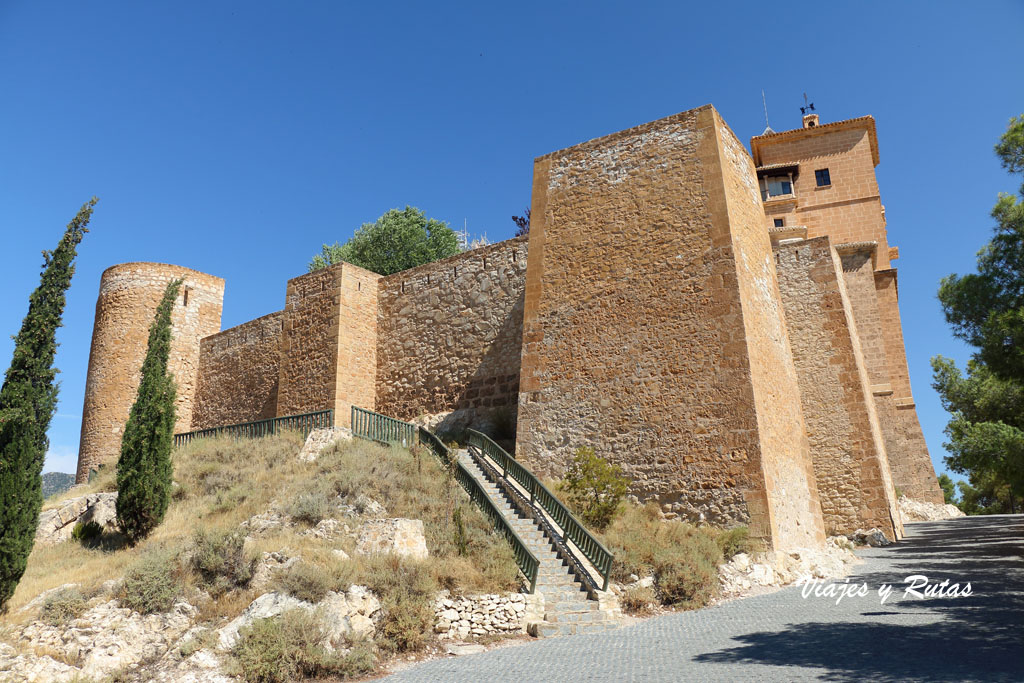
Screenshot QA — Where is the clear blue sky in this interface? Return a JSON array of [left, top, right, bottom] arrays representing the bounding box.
[[1, 2, 1021, 480]]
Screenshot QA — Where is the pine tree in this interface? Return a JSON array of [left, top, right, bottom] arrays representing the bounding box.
[[116, 279, 182, 543], [0, 199, 96, 610]]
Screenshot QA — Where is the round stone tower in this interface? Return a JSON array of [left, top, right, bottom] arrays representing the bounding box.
[[76, 263, 225, 482]]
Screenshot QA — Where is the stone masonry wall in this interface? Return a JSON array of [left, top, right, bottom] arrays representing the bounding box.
[[516, 105, 824, 550], [192, 311, 284, 430], [276, 263, 381, 428], [713, 112, 825, 550], [874, 270, 942, 503], [376, 237, 528, 421], [77, 263, 223, 482], [773, 237, 901, 538], [334, 265, 381, 426]]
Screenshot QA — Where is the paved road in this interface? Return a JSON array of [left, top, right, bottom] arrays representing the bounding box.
[[384, 515, 1024, 682]]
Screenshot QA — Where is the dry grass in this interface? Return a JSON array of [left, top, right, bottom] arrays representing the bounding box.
[[6, 431, 304, 614], [5, 428, 521, 659]]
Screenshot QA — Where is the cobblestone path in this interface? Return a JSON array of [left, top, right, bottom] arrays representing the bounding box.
[[383, 515, 1023, 682]]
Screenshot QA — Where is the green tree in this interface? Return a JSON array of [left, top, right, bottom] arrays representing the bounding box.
[[937, 473, 957, 505], [558, 446, 630, 531], [0, 199, 95, 609], [116, 279, 181, 543], [932, 114, 1024, 514], [309, 206, 460, 276]]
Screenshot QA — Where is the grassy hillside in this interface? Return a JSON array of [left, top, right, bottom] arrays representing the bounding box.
[[5, 432, 520, 677]]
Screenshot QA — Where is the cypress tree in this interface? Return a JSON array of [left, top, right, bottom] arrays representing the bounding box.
[[0, 199, 96, 610], [116, 278, 182, 543]]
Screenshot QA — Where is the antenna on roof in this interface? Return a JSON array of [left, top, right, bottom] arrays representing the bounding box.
[[800, 92, 816, 116], [761, 89, 774, 135]]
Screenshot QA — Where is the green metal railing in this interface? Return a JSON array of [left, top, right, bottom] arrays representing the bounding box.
[[350, 406, 539, 593], [173, 409, 334, 448], [418, 426, 539, 593], [350, 406, 417, 447], [467, 429, 614, 591]]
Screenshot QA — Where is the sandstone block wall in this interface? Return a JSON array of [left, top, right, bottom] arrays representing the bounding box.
[[713, 111, 825, 550], [516, 104, 824, 551], [276, 263, 381, 427], [77, 263, 224, 482], [754, 122, 891, 267], [773, 238, 901, 538], [192, 311, 284, 430], [376, 236, 528, 421]]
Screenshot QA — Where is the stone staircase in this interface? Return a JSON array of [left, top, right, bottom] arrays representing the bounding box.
[[456, 450, 620, 637]]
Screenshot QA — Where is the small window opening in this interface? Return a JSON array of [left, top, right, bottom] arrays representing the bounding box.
[[773, 218, 784, 228], [815, 168, 831, 186], [358, 281, 361, 291], [401, 281, 406, 294], [183, 288, 190, 306], [453, 266, 457, 278]]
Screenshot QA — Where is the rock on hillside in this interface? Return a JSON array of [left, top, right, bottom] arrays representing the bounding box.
[[899, 496, 965, 522]]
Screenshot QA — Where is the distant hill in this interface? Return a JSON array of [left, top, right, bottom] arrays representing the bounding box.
[[42, 472, 75, 499]]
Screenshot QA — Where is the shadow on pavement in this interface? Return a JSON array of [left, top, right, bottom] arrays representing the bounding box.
[[694, 515, 1024, 682]]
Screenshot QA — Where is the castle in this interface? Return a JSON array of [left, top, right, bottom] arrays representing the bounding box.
[[76, 105, 942, 551]]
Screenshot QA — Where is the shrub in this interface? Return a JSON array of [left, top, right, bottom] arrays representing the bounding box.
[[715, 526, 759, 561], [359, 555, 436, 654], [40, 586, 88, 625], [190, 529, 256, 596], [601, 503, 721, 609], [558, 447, 630, 530], [273, 562, 333, 604], [118, 551, 180, 614], [233, 609, 375, 682], [71, 521, 103, 547], [286, 491, 332, 526], [619, 584, 657, 615]]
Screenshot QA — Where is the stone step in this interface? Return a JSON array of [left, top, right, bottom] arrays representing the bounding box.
[[543, 598, 598, 612], [533, 621, 619, 638], [543, 609, 605, 624]]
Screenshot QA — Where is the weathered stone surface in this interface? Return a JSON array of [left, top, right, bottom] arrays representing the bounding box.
[[898, 496, 965, 522], [34, 492, 118, 546], [515, 105, 824, 551], [355, 518, 429, 559], [773, 238, 902, 540], [376, 238, 528, 423], [217, 592, 311, 650], [298, 427, 353, 462], [847, 528, 893, 547], [433, 592, 528, 639], [77, 263, 224, 482], [15, 599, 196, 679], [216, 587, 380, 652], [718, 537, 860, 595], [192, 311, 283, 430], [250, 551, 300, 591]]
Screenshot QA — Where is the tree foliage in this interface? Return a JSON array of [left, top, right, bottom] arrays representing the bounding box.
[[558, 446, 630, 531], [116, 279, 181, 543], [309, 206, 460, 276], [937, 474, 956, 505], [0, 199, 95, 609], [932, 114, 1024, 513], [512, 207, 530, 237]]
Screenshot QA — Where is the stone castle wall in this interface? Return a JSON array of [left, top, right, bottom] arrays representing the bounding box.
[[75, 106, 941, 542], [773, 238, 901, 538], [375, 236, 528, 421], [712, 111, 825, 550], [192, 311, 284, 430], [515, 105, 824, 550], [76, 263, 224, 482]]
